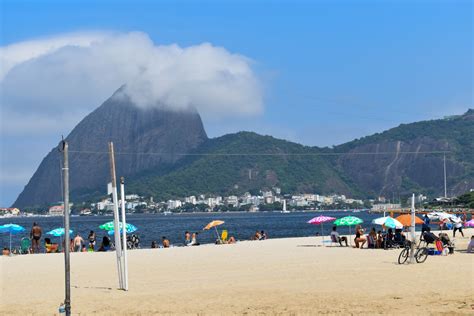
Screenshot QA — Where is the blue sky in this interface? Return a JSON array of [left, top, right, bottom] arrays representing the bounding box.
[[0, 0, 472, 206]]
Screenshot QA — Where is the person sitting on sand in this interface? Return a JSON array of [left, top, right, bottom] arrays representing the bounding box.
[[151, 241, 158, 248], [368, 228, 377, 248], [81, 245, 87, 252], [354, 225, 366, 249], [188, 232, 199, 246], [162, 236, 170, 248], [376, 230, 384, 248], [98, 236, 111, 252], [184, 231, 191, 246], [467, 236, 474, 253], [227, 236, 236, 244], [259, 230, 267, 240], [253, 231, 261, 240], [330, 226, 348, 247]]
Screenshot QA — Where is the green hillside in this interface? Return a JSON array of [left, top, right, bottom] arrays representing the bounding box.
[[127, 132, 360, 200]]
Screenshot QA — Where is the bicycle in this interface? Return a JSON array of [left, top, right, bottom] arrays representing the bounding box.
[[397, 239, 429, 264]]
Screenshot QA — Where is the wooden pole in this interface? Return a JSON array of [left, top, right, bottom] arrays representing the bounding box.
[[108, 142, 123, 289], [61, 140, 71, 315]]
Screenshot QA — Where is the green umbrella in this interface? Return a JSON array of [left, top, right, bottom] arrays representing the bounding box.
[[333, 216, 363, 246], [334, 216, 363, 226]]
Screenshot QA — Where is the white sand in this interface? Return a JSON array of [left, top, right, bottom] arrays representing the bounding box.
[[1, 230, 473, 315]]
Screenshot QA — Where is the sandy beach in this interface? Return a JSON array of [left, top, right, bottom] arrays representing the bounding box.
[[1, 230, 473, 315]]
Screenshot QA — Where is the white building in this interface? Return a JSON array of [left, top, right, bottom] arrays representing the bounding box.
[[167, 200, 182, 209], [185, 196, 197, 205], [225, 196, 239, 207], [48, 205, 64, 216]]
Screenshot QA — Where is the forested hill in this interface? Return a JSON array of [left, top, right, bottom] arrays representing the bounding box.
[[126, 109, 473, 201]]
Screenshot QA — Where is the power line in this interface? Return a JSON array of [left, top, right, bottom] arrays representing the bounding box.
[[68, 150, 450, 156]]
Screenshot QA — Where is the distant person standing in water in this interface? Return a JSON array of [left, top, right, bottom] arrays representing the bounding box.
[[88, 230, 96, 251], [30, 222, 42, 253], [73, 233, 84, 252]]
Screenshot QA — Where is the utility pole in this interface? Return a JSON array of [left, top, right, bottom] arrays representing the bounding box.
[[443, 153, 447, 198], [60, 140, 71, 316], [108, 142, 123, 289], [120, 177, 129, 291], [409, 193, 416, 264]]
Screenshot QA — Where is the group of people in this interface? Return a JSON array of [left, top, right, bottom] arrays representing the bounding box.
[[252, 230, 267, 240], [421, 213, 465, 238]]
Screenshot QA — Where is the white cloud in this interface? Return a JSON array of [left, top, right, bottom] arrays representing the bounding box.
[[0, 31, 263, 136]]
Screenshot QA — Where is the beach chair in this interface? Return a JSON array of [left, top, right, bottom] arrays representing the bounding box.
[[221, 230, 228, 243], [328, 234, 340, 247], [20, 238, 31, 254]]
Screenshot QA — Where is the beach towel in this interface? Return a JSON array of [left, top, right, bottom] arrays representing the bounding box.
[[435, 240, 443, 252]]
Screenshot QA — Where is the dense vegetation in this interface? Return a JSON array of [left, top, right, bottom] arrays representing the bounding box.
[[71, 109, 474, 204]]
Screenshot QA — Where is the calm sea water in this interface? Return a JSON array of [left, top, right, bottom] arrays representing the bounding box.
[[0, 211, 431, 250]]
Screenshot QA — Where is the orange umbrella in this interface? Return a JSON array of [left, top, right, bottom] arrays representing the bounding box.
[[204, 220, 225, 230], [395, 214, 423, 227], [204, 220, 225, 243]]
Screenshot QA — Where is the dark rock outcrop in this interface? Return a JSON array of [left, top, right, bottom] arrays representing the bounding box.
[[13, 90, 207, 208]]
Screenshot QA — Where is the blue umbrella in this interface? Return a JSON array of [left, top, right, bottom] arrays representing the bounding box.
[[106, 224, 138, 236], [0, 224, 25, 252], [46, 228, 73, 237], [47, 228, 74, 252]]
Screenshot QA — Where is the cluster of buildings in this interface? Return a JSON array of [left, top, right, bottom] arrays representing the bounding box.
[[78, 187, 366, 214]]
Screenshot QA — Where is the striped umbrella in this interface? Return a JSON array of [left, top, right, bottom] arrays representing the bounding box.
[[372, 216, 403, 229], [0, 224, 25, 253], [307, 216, 336, 242]]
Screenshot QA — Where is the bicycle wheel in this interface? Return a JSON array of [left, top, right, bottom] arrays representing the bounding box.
[[415, 247, 429, 263], [398, 248, 409, 264]]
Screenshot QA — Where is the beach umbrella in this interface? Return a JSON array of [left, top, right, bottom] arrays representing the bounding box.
[[334, 216, 363, 227], [372, 216, 403, 229], [100, 222, 137, 233], [0, 224, 25, 253], [307, 216, 336, 242], [203, 220, 225, 242], [465, 219, 474, 228], [334, 216, 363, 246], [46, 228, 73, 237], [47, 228, 74, 251], [395, 214, 423, 227]]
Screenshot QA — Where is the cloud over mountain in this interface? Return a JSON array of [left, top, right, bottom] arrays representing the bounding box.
[[0, 31, 263, 136]]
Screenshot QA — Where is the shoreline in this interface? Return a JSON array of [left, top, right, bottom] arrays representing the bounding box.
[[1, 231, 473, 315]]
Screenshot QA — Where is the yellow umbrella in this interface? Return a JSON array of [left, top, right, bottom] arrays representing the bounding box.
[[203, 220, 225, 243]]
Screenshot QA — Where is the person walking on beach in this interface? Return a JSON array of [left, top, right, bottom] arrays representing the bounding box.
[[30, 222, 42, 253], [453, 220, 464, 238], [88, 230, 96, 251], [73, 233, 84, 252]]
